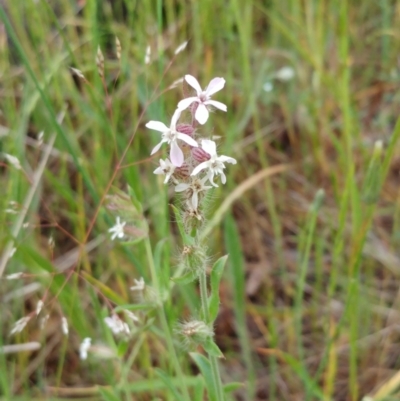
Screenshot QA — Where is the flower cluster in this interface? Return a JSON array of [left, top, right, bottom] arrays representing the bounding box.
[[146, 75, 236, 220]]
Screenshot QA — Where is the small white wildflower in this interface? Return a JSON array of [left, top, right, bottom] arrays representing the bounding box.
[[104, 314, 130, 335], [263, 81, 273, 92], [36, 300, 44, 316], [174, 40, 188, 55], [108, 216, 126, 240], [6, 272, 24, 280], [80, 337, 91, 360], [175, 176, 212, 210], [191, 140, 236, 187], [275, 66, 295, 81], [130, 277, 145, 291], [10, 316, 31, 336], [9, 247, 16, 258], [4, 154, 21, 170], [178, 75, 227, 125], [154, 158, 176, 184], [146, 108, 198, 167], [124, 310, 139, 322], [144, 45, 151, 64], [61, 317, 69, 335]]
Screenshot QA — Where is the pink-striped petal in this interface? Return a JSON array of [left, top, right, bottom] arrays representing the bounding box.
[[204, 100, 227, 112], [177, 132, 198, 147], [205, 77, 225, 96], [195, 104, 209, 125], [146, 121, 169, 132], [170, 141, 184, 167], [184, 75, 202, 95], [177, 97, 198, 111]]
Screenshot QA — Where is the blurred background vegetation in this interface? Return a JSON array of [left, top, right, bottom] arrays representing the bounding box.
[[2, 1, 400, 400]]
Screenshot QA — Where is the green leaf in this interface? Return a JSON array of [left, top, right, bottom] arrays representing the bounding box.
[[190, 352, 217, 401], [203, 338, 224, 359], [117, 340, 129, 358], [171, 270, 198, 285], [224, 382, 244, 393], [154, 369, 185, 401], [113, 303, 154, 312], [98, 387, 120, 401], [208, 255, 228, 322]]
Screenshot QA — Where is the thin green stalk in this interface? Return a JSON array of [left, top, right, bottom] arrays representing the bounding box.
[[199, 269, 225, 401], [144, 238, 190, 401]]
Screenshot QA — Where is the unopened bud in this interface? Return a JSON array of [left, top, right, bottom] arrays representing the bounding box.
[[173, 163, 190, 180], [176, 124, 195, 137], [192, 147, 211, 163], [176, 319, 213, 349]]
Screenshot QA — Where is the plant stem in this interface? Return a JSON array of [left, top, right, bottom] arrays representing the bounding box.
[[144, 238, 190, 401], [199, 269, 225, 401]]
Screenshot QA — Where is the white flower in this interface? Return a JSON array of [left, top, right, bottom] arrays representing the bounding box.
[[61, 317, 69, 335], [10, 316, 31, 336], [104, 314, 130, 335], [146, 109, 198, 167], [177, 75, 227, 125], [275, 66, 295, 81], [108, 217, 126, 240], [175, 176, 212, 210], [130, 277, 145, 291], [191, 140, 236, 187], [154, 158, 176, 184], [80, 337, 91, 360]]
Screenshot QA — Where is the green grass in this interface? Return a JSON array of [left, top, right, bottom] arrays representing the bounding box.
[[2, 1, 400, 400]]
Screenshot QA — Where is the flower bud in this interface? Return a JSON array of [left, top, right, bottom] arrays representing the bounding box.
[[173, 163, 190, 180], [176, 319, 213, 349], [192, 147, 211, 163], [183, 205, 204, 233], [176, 124, 195, 137]]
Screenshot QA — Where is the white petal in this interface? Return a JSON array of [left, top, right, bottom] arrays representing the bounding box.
[[220, 171, 227, 184], [177, 97, 198, 111], [191, 161, 209, 176], [201, 139, 217, 156], [192, 192, 198, 209], [218, 155, 236, 164], [171, 108, 182, 129], [205, 77, 225, 96], [153, 166, 164, 175], [151, 140, 164, 155], [195, 104, 209, 125], [175, 183, 190, 192], [204, 100, 227, 112], [208, 171, 218, 187], [184, 74, 202, 94], [170, 141, 184, 167], [176, 132, 198, 147], [146, 121, 169, 132]]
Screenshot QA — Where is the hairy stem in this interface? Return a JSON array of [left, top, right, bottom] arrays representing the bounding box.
[[144, 238, 190, 400]]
